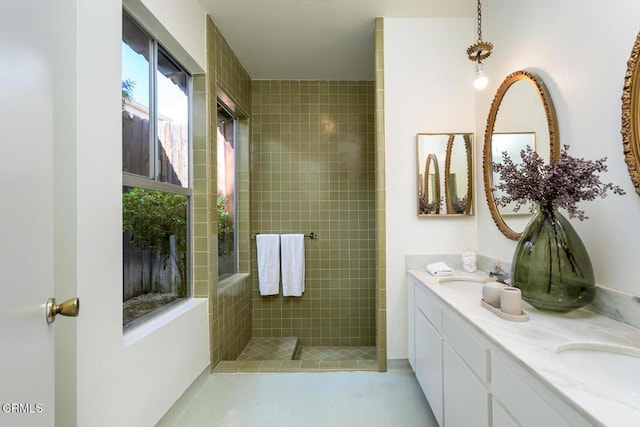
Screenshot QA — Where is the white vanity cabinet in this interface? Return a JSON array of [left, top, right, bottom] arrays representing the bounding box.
[[408, 275, 591, 427], [410, 277, 489, 427]]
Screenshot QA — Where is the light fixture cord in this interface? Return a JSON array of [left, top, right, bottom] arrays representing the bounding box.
[[477, 0, 483, 43]]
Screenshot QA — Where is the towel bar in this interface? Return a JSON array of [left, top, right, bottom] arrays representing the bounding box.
[[251, 232, 317, 240]]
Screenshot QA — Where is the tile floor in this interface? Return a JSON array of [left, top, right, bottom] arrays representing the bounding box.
[[236, 337, 299, 361], [295, 346, 377, 360], [157, 360, 438, 427], [215, 337, 379, 373]]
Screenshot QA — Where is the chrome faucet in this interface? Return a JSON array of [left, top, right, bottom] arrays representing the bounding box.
[[489, 263, 511, 285]]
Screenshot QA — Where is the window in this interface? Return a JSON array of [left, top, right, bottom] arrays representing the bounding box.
[[217, 102, 238, 280], [121, 11, 192, 330]]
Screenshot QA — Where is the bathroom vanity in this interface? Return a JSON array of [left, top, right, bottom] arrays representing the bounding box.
[[408, 268, 640, 427]]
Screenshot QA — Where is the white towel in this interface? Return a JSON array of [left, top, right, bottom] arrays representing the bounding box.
[[257, 234, 280, 295], [426, 261, 453, 276], [281, 234, 305, 297]]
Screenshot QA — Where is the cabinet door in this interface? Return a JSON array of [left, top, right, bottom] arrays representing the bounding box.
[[415, 309, 443, 426], [443, 343, 490, 427], [408, 279, 416, 370]]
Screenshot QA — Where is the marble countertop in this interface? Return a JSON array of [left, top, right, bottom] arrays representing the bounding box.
[[408, 268, 640, 427]]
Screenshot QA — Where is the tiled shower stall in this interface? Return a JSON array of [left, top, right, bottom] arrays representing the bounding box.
[[202, 17, 382, 370]]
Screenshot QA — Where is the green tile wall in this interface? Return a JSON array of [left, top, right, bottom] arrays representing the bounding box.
[[192, 74, 209, 298], [204, 16, 253, 368], [250, 80, 376, 346], [217, 275, 252, 361], [374, 17, 387, 371]]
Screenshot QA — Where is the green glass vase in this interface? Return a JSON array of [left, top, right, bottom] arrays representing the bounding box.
[[511, 201, 596, 312]]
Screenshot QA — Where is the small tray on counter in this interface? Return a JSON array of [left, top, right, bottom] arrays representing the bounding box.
[[481, 299, 529, 322]]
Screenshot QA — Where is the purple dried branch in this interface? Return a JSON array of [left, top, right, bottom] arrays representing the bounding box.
[[420, 196, 443, 214], [492, 145, 625, 220]]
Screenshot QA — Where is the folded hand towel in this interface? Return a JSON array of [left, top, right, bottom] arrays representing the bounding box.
[[281, 234, 305, 297], [426, 261, 453, 276], [257, 234, 280, 295]]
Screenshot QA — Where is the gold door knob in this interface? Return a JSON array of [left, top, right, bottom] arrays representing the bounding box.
[[46, 297, 80, 324]]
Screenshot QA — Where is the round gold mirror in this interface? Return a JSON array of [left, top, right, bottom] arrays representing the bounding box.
[[622, 31, 640, 195], [483, 70, 560, 240]]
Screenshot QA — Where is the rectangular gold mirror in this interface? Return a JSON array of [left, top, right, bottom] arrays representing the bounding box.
[[417, 133, 473, 216]]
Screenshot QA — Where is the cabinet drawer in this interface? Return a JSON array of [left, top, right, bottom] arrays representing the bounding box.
[[415, 283, 442, 331], [442, 310, 489, 383], [491, 354, 569, 427]]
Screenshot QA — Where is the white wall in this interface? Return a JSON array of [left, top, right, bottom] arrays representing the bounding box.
[[476, 0, 640, 294], [135, 0, 206, 71], [54, 1, 209, 426], [384, 1, 640, 359], [383, 18, 475, 359]]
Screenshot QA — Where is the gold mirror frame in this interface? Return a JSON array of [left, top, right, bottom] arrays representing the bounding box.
[[622, 31, 640, 195], [417, 133, 473, 216], [483, 70, 560, 240], [444, 134, 473, 215], [422, 153, 441, 214]]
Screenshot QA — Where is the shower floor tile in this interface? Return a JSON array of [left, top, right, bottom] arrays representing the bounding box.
[[294, 346, 376, 360], [214, 344, 378, 373], [236, 337, 298, 361]]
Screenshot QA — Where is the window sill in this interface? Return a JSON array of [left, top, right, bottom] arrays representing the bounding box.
[[218, 272, 250, 291], [123, 297, 207, 348]]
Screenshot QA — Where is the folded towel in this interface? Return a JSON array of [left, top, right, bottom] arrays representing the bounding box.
[[257, 234, 280, 295], [426, 261, 453, 276], [281, 234, 305, 297]]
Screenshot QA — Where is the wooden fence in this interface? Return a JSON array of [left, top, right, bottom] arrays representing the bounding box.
[[122, 114, 187, 186], [123, 232, 182, 301]]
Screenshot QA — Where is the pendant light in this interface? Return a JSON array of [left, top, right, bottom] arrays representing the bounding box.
[[467, 0, 493, 90]]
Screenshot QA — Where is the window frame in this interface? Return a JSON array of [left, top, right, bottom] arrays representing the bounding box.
[[121, 10, 194, 329], [216, 99, 239, 280]]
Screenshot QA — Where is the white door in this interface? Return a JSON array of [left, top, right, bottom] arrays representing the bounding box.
[[0, 1, 57, 426]]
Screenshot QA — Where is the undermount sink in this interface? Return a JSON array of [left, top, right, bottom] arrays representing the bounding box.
[[555, 342, 640, 401], [437, 276, 489, 292]]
